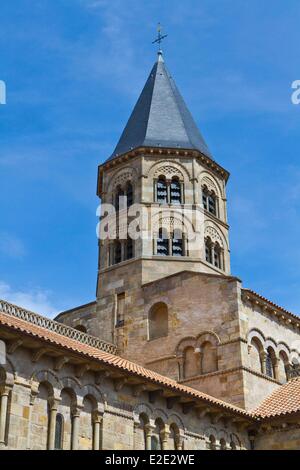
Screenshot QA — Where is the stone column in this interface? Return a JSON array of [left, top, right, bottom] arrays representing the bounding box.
[[176, 434, 184, 450], [145, 424, 155, 450], [133, 421, 139, 450], [260, 351, 267, 375], [47, 398, 59, 450], [273, 357, 280, 381], [0, 387, 10, 446], [177, 356, 184, 380], [180, 182, 184, 204], [166, 180, 171, 204], [92, 412, 103, 450], [71, 408, 80, 450], [160, 426, 170, 450]]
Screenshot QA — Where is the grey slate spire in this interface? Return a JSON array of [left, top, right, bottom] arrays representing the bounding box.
[[108, 52, 212, 161]]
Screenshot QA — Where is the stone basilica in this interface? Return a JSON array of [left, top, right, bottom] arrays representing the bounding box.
[[1, 51, 300, 451]]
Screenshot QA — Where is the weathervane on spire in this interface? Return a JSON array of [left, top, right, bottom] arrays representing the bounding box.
[[152, 23, 168, 54]]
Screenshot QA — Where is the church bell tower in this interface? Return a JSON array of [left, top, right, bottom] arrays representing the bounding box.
[[96, 50, 231, 347]]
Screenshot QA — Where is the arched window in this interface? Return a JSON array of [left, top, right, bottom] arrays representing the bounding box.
[[157, 228, 169, 256], [156, 177, 168, 204], [279, 351, 289, 383], [170, 424, 180, 450], [114, 240, 122, 264], [137, 414, 149, 450], [148, 303, 168, 340], [153, 419, 164, 450], [125, 239, 134, 260], [205, 237, 213, 264], [205, 237, 223, 270], [115, 186, 124, 212], [126, 182, 133, 207], [172, 229, 184, 256], [74, 325, 87, 333], [249, 338, 264, 373], [151, 435, 160, 450], [201, 341, 218, 374], [213, 242, 222, 269], [266, 349, 275, 378], [202, 186, 217, 216], [170, 177, 181, 204], [183, 346, 199, 378], [54, 413, 64, 450], [208, 435, 216, 450]]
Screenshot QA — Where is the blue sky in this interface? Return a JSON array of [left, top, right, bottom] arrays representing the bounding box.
[[0, 0, 300, 317]]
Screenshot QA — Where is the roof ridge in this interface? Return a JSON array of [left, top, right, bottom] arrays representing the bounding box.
[[0, 310, 250, 417]]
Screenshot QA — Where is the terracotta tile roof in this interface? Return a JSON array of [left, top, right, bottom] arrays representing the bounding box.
[[253, 378, 300, 419], [0, 311, 250, 417], [242, 288, 299, 321]]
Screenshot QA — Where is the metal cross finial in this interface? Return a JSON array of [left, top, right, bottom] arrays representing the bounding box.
[[152, 23, 167, 52]]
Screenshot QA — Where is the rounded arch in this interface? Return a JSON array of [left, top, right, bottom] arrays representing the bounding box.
[[277, 342, 290, 356], [204, 223, 227, 250], [30, 369, 61, 397], [152, 408, 168, 423], [147, 159, 191, 182], [59, 376, 81, 406], [176, 337, 196, 356], [81, 384, 105, 414], [106, 166, 137, 193], [198, 171, 223, 198], [167, 413, 185, 432], [265, 338, 278, 353], [247, 328, 266, 346], [148, 302, 168, 340], [133, 403, 153, 424], [196, 331, 220, 349], [152, 212, 195, 240]]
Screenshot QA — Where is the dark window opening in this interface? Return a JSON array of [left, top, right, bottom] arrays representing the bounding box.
[[157, 178, 168, 204], [157, 228, 169, 256], [54, 414, 64, 450], [170, 178, 181, 204]]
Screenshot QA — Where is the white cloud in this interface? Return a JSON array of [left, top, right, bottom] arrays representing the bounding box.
[[0, 232, 27, 259], [0, 281, 59, 318]]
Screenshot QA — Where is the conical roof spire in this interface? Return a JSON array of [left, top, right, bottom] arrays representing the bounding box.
[[107, 53, 212, 161]]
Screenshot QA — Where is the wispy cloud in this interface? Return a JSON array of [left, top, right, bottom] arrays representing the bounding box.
[[0, 281, 59, 318], [0, 232, 26, 259]]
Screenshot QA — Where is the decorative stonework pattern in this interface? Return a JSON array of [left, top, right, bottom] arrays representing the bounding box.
[[0, 299, 117, 354], [154, 165, 184, 180], [107, 167, 136, 192], [202, 175, 219, 196], [204, 226, 223, 247]]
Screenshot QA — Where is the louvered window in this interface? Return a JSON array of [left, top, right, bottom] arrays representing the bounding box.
[[172, 231, 183, 256], [157, 178, 168, 203], [170, 178, 181, 204], [157, 228, 169, 256]]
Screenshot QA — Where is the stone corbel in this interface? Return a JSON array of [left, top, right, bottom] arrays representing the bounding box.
[[31, 347, 49, 363], [54, 356, 69, 371], [75, 363, 90, 378], [7, 338, 23, 354], [113, 377, 128, 392], [132, 383, 147, 397], [95, 369, 111, 385]]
